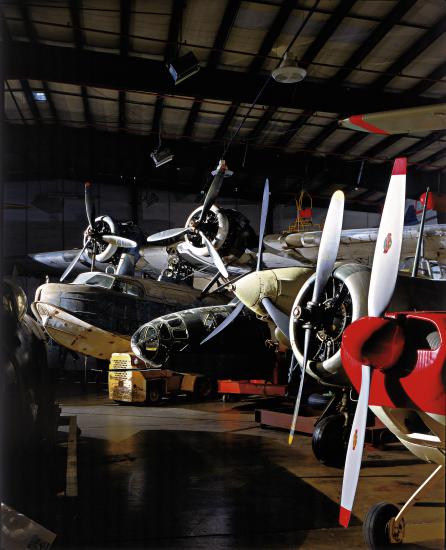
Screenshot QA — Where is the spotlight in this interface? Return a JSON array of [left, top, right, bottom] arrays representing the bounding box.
[[168, 51, 200, 85], [151, 148, 174, 168]]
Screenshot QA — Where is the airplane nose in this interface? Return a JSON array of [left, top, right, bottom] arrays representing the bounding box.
[[131, 320, 168, 367], [233, 271, 279, 316]]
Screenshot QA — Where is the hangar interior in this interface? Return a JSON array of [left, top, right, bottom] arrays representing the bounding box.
[[1, 0, 445, 549]]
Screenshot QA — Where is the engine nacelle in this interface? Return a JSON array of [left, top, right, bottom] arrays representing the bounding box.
[[131, 304, 275, 380], [290, 263, 370, 387], [183, 205, 256, 260], [83, 216, 145, 265]]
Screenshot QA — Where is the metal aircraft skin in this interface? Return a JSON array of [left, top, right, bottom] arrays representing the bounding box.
[[131, 303, 276, 381], [32, 271, 227, 361]]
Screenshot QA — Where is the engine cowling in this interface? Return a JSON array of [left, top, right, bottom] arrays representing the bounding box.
[[183, 205, 257, 260], [290, 263, 370, 387], [83, 216, 144, 266]]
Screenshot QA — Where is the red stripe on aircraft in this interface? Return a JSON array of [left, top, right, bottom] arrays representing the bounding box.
[[349, 115, 389, 135]]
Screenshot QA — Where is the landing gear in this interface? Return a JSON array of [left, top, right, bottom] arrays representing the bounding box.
[[363, 502, 403, 549], [312, 413, 348, 468], [363, 465, 444, 549]]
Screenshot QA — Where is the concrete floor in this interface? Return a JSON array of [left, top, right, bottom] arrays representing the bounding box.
[[48, 390, 445, 549]]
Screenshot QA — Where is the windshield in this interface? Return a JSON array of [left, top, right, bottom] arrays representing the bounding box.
[[72, 272, 115, 289]]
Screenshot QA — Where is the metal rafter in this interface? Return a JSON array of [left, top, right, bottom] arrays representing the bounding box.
[[247, 106, 276, 141], [207, 0, 241, 70], [372, 15, 446, 90], [119, 0, 132, 131], [277, 0, 357, 147], [399, 130, 446, 158], [214, 0, 295, 142], [68, 0, 93, 127], [360, 135, 403, 159], [290, 0, 419, 151], [300, 0, 356, 67], [416, 147, 446, 169], [153, 0, 185, 144], [406, 60, 446, 98], [184, 0, 242, 140], [333, 132, 367, 155]]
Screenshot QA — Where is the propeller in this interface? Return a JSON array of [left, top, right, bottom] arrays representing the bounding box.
[[339, 157, 407, 528], [288, 190, 345, 445], [147, 160, 231, 247], [200, 178, 271, 344], [59, 182, 137, 282]]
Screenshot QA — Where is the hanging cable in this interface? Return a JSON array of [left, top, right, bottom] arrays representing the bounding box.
[[221, 0, 321, 159]]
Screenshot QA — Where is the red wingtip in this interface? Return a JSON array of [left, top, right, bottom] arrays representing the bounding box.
[[391, 157, 407, 176], [349, 115, 389, 135], [339, 506, 351, 528]]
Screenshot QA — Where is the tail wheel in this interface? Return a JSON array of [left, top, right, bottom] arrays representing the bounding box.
[[311, 413, 348, 468], [363, 502, 404, 549]]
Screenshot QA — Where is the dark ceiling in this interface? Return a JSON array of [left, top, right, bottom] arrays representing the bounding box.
[[2, 0, 446, 210]]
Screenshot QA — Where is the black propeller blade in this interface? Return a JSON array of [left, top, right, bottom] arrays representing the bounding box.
[[84, 181, 96, 228]]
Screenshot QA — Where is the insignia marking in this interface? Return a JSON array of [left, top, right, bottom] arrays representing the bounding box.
[[383, 233, 392, 254]]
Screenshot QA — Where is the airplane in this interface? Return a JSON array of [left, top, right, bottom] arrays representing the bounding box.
[[136, 159, 446, 466], [339, 103, 446, 135], [335, 154, 445, 550], [32, 270, 228, 362]]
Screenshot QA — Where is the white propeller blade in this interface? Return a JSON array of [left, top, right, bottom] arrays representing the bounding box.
[[339, 157, 407, 527], [199, 231, 229, 279], [339, 364, 370, 527], [60, 240, 90, 282], [288, 190, 344, 445], [312, 190, 345, 302], [368, 158, 407, 317], [256, 179, 270, 271], [201, 301, 244, 345], [102, 235, 137, 248], [262, 297, 289, 339]]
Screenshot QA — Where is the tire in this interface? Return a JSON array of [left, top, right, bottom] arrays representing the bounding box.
[[146, 383, 162, 405], [312, 414, 348, 468], [363, 502, 403, 549], [193, 377, 212, 400]]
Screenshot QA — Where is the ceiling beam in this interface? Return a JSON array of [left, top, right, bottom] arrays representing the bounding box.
[[300, 0, 356, 67], [371, 15, 446, 90], [68, 0, 83, 50], [207, 0, 241, 70], [214, 0, 295, 142], [331, 0, 418, 84], [360, 135, 403, 159], [183, 0, 242, 139], [119, 0, 132, 131], [416, 147, 446, 169], [276, 0, 358, 147], [247, 106, 276, 141], [406, 60, 446, 98], [6, 42, 443, 115], [5, 122, 440, 202], [296, 0, 420, 151], [164, 0, 185, 63], [398, 130, 446, 158], [332, 132, 367, 155], [20, 79, 41, 123]]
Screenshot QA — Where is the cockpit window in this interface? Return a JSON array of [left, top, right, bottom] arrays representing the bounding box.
[[73, 273, 115, 289], [112, 280, 143, 297]]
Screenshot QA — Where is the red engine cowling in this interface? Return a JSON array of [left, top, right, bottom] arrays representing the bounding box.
[[342, 311, 446, 416]]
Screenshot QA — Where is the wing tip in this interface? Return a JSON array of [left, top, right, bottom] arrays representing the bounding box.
[[391, 157, 407, 176], [339, 506, 351, 528]]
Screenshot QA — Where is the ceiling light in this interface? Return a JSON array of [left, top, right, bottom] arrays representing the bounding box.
[[151, 148, 174, 168], [32, 91, 47, 102], [168, 51, 200, 85], [272, 53, 307, 84]]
